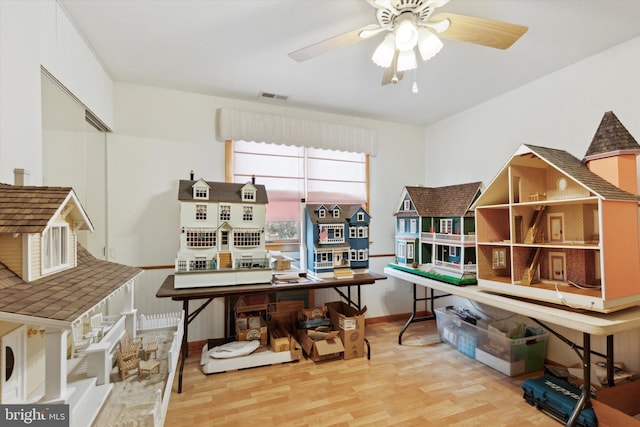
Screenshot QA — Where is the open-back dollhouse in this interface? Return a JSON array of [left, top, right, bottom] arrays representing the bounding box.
[[303, 204, 371, 279], [0, 176, 143, 424], [389, 182, 483, 285], [174, 173, 272, 288], [473, 111, 640, 312]]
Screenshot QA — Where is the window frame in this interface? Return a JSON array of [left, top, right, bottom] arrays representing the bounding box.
[[226, 140, 370, 252]]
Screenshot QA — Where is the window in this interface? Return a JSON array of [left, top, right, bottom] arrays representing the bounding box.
[[403, 199, 411, 211], [220, 205, 230, 221], [332, 208, 340, 218], [349, 227, 357, 238], [492, 248, 506, 269], [410, 219, 417, 234], [243, 206, 253, 221], [42, 225, 68, 272], [242, 187, 255, 201], [318, 209, 326, 219], [357, 212, 364, 222], [234, 230, 261, 247], [195, 204, 207, 220], [357, 226, 368, 238], [440, 218, 453, 234], [194, 184, 209, 199], [186, 228, 216, 248], [229, 140, 368, 246], [399, 219, 405, 233], [406, 244, 413, 259]]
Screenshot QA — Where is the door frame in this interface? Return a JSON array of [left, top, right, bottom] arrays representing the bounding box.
[[1, 325, 26, 404]]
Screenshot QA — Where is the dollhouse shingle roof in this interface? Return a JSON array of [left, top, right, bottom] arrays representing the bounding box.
[[0, 245, 142, 325], [306, 204, 367, 223], [0, 184, 92, 233], [524, 144, 640, 201], [178, 180, 269, 204], [401, 182, 482, 217], [584, 111, 640, 159]]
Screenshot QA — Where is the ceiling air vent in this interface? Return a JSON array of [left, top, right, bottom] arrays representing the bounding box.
[[259, 91, 288, 101]]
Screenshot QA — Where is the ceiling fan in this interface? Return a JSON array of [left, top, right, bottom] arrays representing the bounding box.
[[288, 0, 528, 87]]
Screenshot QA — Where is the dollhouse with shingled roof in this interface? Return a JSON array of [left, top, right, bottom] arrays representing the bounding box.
[[0, 177, 142, 423], [473, 111, 640, 312], [304, 204, 371, 278], [389, 182, 483, 285], [174, 174, 272, 288]]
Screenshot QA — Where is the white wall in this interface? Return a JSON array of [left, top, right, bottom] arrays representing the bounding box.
[[414, 35, 640, 373]]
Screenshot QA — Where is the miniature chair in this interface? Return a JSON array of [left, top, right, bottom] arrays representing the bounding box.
[[119, 330, 143, 361], [143, 340, 158, 360], [72, 326, 91, 358], [116, 347, 140, 380]]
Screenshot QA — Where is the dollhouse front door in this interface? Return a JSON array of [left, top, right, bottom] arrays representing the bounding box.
[[1, 325, 25, 403]]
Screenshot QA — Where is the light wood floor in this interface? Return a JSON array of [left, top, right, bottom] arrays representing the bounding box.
[[165, 319, 560, 427]]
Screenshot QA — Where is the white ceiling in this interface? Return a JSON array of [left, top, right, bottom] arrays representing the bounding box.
[[59, 0, 640, 127]]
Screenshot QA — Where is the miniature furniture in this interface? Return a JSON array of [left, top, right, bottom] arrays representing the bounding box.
[[116, 348, 140, 380], [385, 266, 640, 427], [72, 326, 92, 358], [156, 271, 386, 393], [143, 340, 158, 360], [119, 331, 143, 360], [139, 359, 160, 379]]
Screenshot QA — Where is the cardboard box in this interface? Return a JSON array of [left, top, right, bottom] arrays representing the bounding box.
[[326, 301, 365, 360], [298, 306, 331, 329], [297, 328, 344, 362], [593, 380, 640, 426], [567, 362, 635, 388], [236, 315, 268, 345]]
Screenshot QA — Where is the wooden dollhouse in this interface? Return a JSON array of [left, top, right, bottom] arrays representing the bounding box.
[[389, 182, 482, 285], [473, 111, 640, 312], [303, 204, 371, 278], [0, 179, 142, 424], [174, 173, 272, 288]]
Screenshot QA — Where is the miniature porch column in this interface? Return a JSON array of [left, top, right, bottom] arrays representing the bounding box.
[[122, 279, 138, 337], [44, 329, 68, 402]]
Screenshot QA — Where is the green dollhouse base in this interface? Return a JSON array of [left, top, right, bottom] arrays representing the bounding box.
[[387, 263, 477, 286]]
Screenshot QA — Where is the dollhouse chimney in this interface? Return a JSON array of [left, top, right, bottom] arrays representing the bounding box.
[[252, 175, 255, 184], [190, 170, 194, 180], [14, 168, 30, 186], [583, 111, 640, 195]]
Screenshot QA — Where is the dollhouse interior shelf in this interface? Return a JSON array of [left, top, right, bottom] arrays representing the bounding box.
[[385, 266, 640, 427]]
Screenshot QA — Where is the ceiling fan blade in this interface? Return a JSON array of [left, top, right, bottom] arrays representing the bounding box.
[[431, 12, 528, 50], [289, 24, 380, 62], [381, 51, 404, 85]]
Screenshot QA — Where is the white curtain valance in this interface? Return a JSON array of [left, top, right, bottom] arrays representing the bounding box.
[[217, 108, 378, 157]]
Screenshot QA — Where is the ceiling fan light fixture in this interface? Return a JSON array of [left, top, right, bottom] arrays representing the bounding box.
[[417, 28, 443, 61], [397, 49, 417, 72], [372, 33, 396, 67], [394, 13, 419, 51]]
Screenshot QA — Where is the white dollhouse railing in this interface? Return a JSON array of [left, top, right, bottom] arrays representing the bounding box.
[[138, 312, 182, 331], [422, 232, 476, 244], [433, 260, 477, 273]]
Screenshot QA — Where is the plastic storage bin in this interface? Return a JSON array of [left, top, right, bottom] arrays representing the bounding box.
[[435, 307, 548, 376]]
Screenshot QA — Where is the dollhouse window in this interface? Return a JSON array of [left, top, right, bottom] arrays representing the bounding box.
[[318, 209, 326, 218], [243, 206, 253, 221], [42, 225, 69, 272], [195, 204, 207, 220], [220, 205, 230, 221], [332, 208, 340, 218], [403, 200, 411, 211], [449, 246, 457, 256], [358, 249, 368, 261], [350, 227, 357, 238], [350, 250, 357, 261], [194, 185, 208, 199], [410, 219, 417, 234], [186, 228, 216, 248], [492, 248, 506, 269], [440, 219, 453, 234], [399, 219, 405, 233], [234, 230, 261, 247], [407, 244, 413, 259], [242, 188, 255, 201], [358, 226, 368, 238], [357, 212, 365, 222], [334, 227, 343, 239]]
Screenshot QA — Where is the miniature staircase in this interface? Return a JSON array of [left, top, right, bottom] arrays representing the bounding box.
[[334, 268, 354, 279], [524, 206, 546, 244], [219, 252, 232, 268], [521, 247, 542, 285]]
